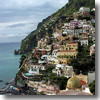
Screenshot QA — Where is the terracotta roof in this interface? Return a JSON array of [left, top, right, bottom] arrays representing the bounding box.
[[57, 90, 92, 95], [69, 43, 78, 44], [58, 50, 76, 52], [80, 80, 87, 85]]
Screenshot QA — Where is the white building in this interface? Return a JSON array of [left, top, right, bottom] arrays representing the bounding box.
[[91, 8, 95, 11], [48, 56, 59, 64], [79, 7, 90, 13], [83, 24, 90, 31], [38, 55, 48, 64], [29, 64, 46, 74], [88, 71, 95, 84], [64, 29, 83, 36], [41, 55, 48, 60], [52, 49, 60, 58], [53, 32, 60, 38], [52, 64, 73, 78], [64, 23, 70, 27], [62, 32, 68, 36], [80, 37, 88, 46], [78, 21, 83, 28], [80, 39, 88, 46]]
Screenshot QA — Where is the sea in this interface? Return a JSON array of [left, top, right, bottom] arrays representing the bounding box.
[[0, 42, 21, 89]]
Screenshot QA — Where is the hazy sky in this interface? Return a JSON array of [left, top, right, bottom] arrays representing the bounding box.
[[0, 0, 68, 43]]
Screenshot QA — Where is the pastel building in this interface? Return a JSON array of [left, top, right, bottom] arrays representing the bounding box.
[[34, 49, 46, 59], [52, 44, 60, 49], [69, 20, 79, 30], [28, 81, 60, 95], [40, 84, 60, 95]]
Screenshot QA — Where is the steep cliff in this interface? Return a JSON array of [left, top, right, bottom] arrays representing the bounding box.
[[19, 0, 95, 54]]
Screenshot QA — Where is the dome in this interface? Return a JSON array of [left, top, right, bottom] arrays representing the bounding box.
[[66, 72, 81, 89]]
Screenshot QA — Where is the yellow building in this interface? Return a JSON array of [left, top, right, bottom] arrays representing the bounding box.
[[57, 50, 78, 58], [57, 58, 70, 65], [65, 43, 78, 51], [60, 45, 65, 50], [57, 50, 78, 64]]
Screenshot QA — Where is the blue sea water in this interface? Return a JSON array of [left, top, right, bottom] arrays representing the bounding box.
[[0, 42, 21, 88]]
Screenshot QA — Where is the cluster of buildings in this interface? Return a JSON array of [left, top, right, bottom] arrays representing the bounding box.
[[18, 6, 95, 95], [27, 71, 94, 95]]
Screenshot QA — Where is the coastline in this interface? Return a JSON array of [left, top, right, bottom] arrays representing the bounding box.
[[0, 79, 16, 94]]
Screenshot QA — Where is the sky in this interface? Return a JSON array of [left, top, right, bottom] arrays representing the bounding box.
[[0, 0, 68, 43]]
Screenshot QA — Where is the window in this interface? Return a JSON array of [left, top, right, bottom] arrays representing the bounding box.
[[67, 45, 71, 47], [73, 45, 77, 47], [69, 48, 71, 50]]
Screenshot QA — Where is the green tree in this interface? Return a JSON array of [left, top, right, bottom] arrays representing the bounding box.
[[89, 80, 95, 95]]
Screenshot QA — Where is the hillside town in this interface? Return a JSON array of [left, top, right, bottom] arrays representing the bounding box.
[[0, 6, 95, 95]]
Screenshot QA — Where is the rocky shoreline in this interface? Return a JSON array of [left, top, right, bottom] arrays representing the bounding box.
[[0, 79, 24, 95], [14, 50, 25, 55], [0, 79, 15, 95]]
